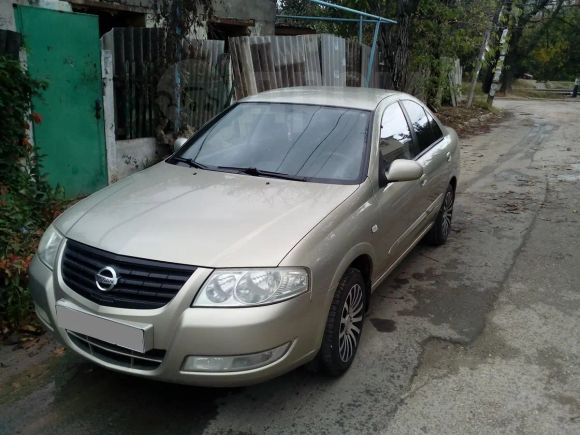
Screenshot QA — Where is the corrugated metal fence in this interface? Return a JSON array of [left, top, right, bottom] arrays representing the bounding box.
[[102, 28, 232, 140], [102, 30, 380, 139], [229, 34, 379, 99]]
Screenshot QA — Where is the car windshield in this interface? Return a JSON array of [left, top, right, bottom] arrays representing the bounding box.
[[173, 102, 371, 184]]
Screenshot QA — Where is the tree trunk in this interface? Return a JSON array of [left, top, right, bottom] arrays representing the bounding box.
[[377, 0, 421, 91], [467, 30, 490, 108]]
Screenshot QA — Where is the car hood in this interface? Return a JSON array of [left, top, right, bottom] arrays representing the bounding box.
[[55, 162, 359, 267]]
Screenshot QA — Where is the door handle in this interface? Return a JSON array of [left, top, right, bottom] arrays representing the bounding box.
[[95, 99, 102, 120], [446, 151, 451, 162]]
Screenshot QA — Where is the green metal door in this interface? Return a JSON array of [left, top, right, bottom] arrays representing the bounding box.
[[15, 6, 107, 198]]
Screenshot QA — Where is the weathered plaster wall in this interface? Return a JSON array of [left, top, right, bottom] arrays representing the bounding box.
[[67, 0, 154, 12], [113, 137, 168, 181], [212, 0, 276, 35], [0, 0, 71, 31]]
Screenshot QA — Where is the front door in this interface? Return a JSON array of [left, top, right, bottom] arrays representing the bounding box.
[[15, 6, 107, 198], [374, 102, 425, 274]]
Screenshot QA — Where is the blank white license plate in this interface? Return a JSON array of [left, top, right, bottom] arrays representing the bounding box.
[[56, 302, 152, 353]]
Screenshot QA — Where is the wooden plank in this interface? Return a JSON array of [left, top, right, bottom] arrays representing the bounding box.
[[229, 37, 245, 99], [240, 37, 257, 96]]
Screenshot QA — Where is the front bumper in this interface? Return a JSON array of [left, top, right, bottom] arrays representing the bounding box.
[[28, 253, 320, 387]]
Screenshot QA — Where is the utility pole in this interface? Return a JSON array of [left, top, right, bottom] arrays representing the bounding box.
[[487, 0, 512, 107], [487, 26, 509, 107], [467, 30, 490, 108], [468, 0, 505, 108]]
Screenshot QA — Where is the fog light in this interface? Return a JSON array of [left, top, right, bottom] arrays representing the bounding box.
[[182, 342, 291, 373]]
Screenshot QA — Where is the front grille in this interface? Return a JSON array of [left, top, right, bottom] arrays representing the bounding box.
[[61, 239, 196, 309], [67, 331, 165, 370]]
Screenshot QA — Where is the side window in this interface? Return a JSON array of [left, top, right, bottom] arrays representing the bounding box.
[[379, 103, 413, 169], [425, 110, 444, 143], [401, 100, 435, 155]]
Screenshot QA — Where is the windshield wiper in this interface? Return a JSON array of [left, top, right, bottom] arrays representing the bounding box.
[[172, 156, 209, 170], [217, 166, 306, 182]]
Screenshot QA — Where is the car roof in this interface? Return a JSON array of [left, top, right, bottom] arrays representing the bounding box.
[[240, 86, 402, 111]]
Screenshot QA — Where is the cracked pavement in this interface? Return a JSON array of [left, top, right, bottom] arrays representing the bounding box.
[[1, 99, 579, 434]]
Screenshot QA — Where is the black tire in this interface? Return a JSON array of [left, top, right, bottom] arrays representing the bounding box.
[[425, 183, 455, 246], [319, 268, 366, 376]]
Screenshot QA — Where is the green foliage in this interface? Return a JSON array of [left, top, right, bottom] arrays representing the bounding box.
[[278, 0, 499, 106], [0, 56, 63, 330], [518, 5, 580, 81], [408, 0, 497, 105]]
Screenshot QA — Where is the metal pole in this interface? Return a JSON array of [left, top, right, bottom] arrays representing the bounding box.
[[309, 0, 397, 24], [365, 20, 381, 88], [358, 16, 363, 42], [277, 14, 377, 23]]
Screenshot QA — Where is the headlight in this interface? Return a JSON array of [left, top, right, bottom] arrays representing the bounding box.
[[37, 225, 64, 270], [193, 268, 309, 307]]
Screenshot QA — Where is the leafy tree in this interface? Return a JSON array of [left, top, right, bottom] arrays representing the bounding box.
[[498, 0, 569, 90], [516, 1, 580, 82], [278, 0, 499, 105]]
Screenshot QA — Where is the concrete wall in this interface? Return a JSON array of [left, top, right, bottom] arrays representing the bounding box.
[[211, 0, 276, 36], [2, 1, 277, 34], [0, 0, 72, 31], [113, 137, 168, 181], [67, 0, 154, 12]]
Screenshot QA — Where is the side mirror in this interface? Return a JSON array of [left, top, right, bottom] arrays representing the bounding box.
[[174, 137, 188, 152], [387, 159, 423, 182]]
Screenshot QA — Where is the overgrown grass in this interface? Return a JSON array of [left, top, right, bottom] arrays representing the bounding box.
[[510, 79, 574, 99]]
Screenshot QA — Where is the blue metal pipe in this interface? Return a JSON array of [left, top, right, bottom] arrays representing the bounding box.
[[277, 14, 378, 24], [309, 0, 397, 24]]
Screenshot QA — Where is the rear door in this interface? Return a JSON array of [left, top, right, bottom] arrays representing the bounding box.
[[401, 100, 450, 219], [15, 6, 107, 198]]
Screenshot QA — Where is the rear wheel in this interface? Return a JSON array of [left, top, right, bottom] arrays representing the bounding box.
[[425, 183, 455, 245], [319, 268, 366, 376]]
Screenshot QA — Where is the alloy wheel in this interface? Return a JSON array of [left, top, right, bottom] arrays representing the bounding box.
[[338, 283, 364, 363], [441, 190, 454, 238]]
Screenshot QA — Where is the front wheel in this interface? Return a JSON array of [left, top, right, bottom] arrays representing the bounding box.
[[425, 183, 455, 245], [318, 268, 366, 376]]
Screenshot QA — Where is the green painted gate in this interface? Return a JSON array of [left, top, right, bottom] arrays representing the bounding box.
[[15, 6, 107, 198]]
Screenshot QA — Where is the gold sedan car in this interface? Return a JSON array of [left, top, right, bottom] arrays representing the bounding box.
[[29, 87, 459, 386]]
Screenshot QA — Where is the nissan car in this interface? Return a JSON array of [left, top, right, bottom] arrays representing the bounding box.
[[29, 87, 459, 386]]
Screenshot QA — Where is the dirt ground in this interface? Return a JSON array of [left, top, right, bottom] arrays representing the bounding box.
[[0, 99, 579, 434], [437, 104, 504, 137]]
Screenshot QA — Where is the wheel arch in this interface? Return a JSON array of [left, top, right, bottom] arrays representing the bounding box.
[[327, 244, 375, 315], [348, 254, 373, 311], [450, 176, 457, 191]]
